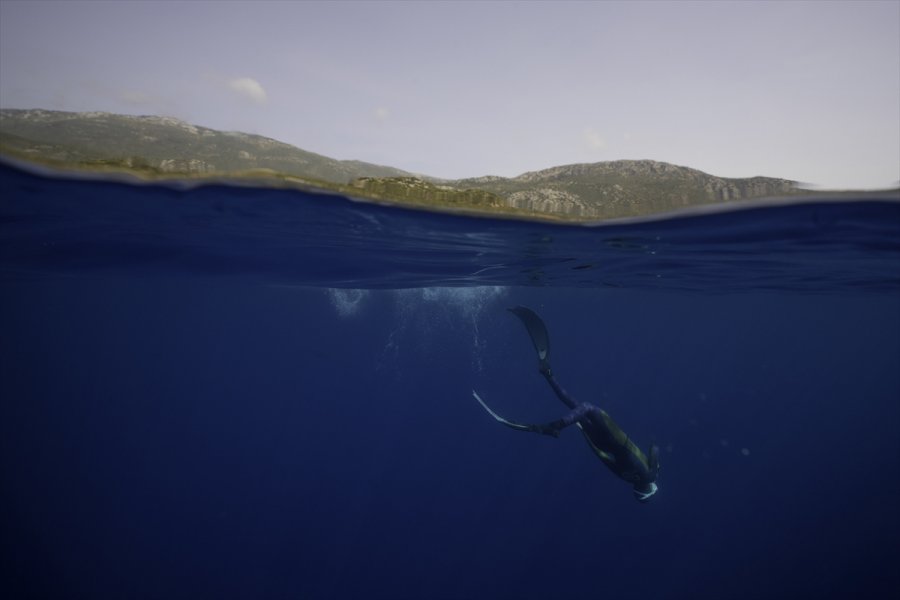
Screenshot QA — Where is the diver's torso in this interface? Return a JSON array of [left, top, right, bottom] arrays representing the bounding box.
[[580, 417, 651, 485]]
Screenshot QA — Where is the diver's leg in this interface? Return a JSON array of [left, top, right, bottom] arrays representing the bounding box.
[[541, 371, 578, 410], [508, 306, 578, 409], [472, 390, 536, 432], [532, 403, 597, 437], [508, 306, 551, 372], [473, 391, 595, 438]]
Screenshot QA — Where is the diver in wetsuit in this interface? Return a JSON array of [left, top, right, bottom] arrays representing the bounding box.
[[473, 306, 660, 503]]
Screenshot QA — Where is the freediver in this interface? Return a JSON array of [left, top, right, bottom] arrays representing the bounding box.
[[473, 306, 660, 503]]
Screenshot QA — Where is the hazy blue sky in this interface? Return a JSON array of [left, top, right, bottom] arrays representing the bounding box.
[[1, 0, 898, 188]]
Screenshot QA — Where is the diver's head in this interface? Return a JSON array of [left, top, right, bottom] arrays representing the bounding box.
[[633, 481, 658, 503]]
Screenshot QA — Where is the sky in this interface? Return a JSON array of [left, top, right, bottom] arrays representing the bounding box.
[[0, 0, 898, 189]]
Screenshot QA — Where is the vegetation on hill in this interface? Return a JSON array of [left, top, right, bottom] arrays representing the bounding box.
[[0, 109, 412, 182], [350, 177, 505, 208], [1, 108, 850, 221]]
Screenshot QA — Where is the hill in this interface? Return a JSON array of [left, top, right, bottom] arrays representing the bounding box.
[[1, 109, 811, 220], [450, 160, 802, 219], [0, 109, 413, 183]]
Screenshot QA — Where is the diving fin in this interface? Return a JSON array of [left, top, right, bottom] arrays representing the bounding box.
[[508, 306, 551, 372], [472, 390, 534, 433]]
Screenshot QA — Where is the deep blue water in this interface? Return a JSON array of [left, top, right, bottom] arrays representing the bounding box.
[[1, 162, 899, 600]]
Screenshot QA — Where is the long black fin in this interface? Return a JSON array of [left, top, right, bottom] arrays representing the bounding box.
[[472, 390, 534, 432], [508, 306, 551, 372]]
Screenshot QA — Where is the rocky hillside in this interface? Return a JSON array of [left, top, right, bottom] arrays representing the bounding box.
[[451, 160, 802, 219], [0, 109, 412, 183], [1, 108, 809, 220], [351, 177, 505, 210]]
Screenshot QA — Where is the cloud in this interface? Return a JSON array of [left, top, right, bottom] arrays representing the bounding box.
[[583, 128, 607, 151], [373, 106, 390, 122], [228, 77, 268, 104]]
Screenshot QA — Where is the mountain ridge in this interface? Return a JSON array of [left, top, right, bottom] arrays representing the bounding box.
[[0, 108, 416, 183], [451, 159, 802, 218], [1, 108, 816, 220]]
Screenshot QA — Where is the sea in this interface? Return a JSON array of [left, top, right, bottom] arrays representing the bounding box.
[[1, 160, 899, 600]]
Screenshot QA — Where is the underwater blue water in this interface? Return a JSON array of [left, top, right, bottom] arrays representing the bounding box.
[[1, 162, 899, 599]]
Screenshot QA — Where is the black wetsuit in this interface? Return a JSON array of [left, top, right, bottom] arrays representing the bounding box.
[[475, 305, 660, 501], [532, 366, 659, 491]]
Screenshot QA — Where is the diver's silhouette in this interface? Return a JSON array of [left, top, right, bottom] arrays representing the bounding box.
[[474, 306, 660, 502]]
